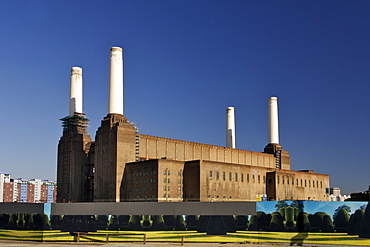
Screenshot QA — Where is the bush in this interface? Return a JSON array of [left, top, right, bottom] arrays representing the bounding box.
[[347, 209, 364, 235], [270, 212, 285, 232], [334, 208, 350, 232], [96, 215, 109, 230], [185, 215, 199, 230], [128, 215, 142, 230], [359, 203, 370, 238], [248, 215, 259, 231], [152, 215, 165, 230], [257, 211, 270, 231], [309, 212, 328, 232], [174, 215, 186, 230], [296, 212, 310, 232], [321, 215, 334, 233], [235, 215, 249, 230], [285, 207, 295, 228]]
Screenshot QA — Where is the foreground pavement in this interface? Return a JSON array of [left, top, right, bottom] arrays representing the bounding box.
[[0, 240, 360, 247]]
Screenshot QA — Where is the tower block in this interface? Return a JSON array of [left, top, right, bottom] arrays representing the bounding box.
[[94, 114, 137, 202], [93, 47, 138, 202], [57, 67, 92, 202]]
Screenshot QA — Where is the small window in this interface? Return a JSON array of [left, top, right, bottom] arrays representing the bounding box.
[[163, 186, 166, 191], [168, 170, 170, 175], [235, 173, 238, 182], [163, 170, 167, 175], [209, 171, 213, 177], [241, 173, 244, 182], [229, 172, 232, 181], [216, 171, 219, 180], [277, 176, 280, 184], [223, 172, 226, 181], [258, 175, 260, 183], [163, 178, 166, 183], [247, 174, 250, 182]]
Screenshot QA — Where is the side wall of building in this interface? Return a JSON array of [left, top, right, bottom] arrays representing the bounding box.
[[139, 135, 285, 169]]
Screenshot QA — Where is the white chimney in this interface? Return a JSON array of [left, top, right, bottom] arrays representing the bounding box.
[[226, 106, 236, 148], [108, 47, 124, 115], [69, 67, 83, 116], [268, 97, 279, 144]]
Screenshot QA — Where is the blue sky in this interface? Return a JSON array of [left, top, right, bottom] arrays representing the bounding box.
[[0, 1, 369, 194]]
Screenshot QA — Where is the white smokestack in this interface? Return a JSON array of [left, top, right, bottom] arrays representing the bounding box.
[[268, 97, 279, 144], [226, 106, 236, 148], [69, 67, 83, 116], [108, 47, 124, 115]]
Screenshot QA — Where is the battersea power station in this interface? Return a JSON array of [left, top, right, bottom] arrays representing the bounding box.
[[57, 47, 330, 203]]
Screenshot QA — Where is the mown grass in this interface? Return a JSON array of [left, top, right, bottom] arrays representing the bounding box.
[[0, 229, 369, 246]]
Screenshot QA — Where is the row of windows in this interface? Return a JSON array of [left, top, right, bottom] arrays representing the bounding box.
[[276, 176, 323, 188], [209, 171, 265, 184], [127, 178, 157, 185]]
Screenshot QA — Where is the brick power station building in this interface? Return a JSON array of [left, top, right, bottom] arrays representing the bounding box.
[[57, 47, 330, 203]]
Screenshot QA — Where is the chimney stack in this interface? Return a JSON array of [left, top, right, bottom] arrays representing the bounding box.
[[108, 47, 124, 115], [268, 97, 279, 144], [69, 67, 83, 116], [226, 106, 236, 148]]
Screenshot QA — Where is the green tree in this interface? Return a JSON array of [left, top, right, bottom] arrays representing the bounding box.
[[333, 205, 351, 220], [185, 215, 199, 230], [275, 201, 288, 211], [151, 215, 165, 230], [309, 212, 328, 232], [257, 211, 270, 231], [235, 215, 249, 230], [359, 203, 370, 238], [334, 208, 350, 232], [174, 215, 186, 230], [321, 215, 334, 233], [50, 215, 63, 230], [347, 209, 364, 235], [296, 212, 310, 232], [128, 215, 142, 230], [142, 215, 151, 229], [270, 212, 285, 232], [285, 207, 295, 228], [96, 215, 108, 230], [25, 214, 34, 230], [248, 215, 259, 231]]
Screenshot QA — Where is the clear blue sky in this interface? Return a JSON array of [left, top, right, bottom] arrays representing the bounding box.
[[0, 1, 369, 195]]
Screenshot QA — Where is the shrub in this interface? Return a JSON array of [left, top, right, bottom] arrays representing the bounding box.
[[235, 215, 249, 230], [151, 215, 165, 230], [334, 208, 350, 232], [347, 209, 364, 235], [296, 212, 310, 232], [359, 203, 370, 238], [248, 215, 258, 231], [321, 215, 334, 233], [270, 212, 285, 232]]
